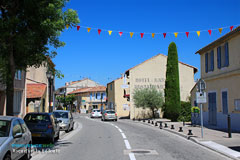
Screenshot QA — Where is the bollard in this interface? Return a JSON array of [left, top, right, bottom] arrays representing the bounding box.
[[228, 114, 232, 138], [178, 127, 183, 132], [159, 122, 163, 129], [164, 123, 168, 128], [133, 118, 135, 121], [138, 118, 141, 121], [183, 120, 185, 126], [155, 122, 158, 126], [151, 121, 154, 125], [143, 119, 145, 122], [188, 129, 193, 135], [171, 125, 175, 130], [148, 119, 150, 123]]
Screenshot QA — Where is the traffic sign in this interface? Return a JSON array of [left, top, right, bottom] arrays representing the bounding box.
[[196, 79, 206, 92], [196, 92, 207, 103]]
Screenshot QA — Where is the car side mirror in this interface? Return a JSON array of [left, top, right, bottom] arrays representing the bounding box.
[[14, 133, 23, 139]]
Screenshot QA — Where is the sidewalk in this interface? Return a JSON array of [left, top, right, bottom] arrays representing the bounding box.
[[134, 119, 240, 160]]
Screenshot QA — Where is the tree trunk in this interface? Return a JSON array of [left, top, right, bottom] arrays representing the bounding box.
[[151, 108, 155, 119], [6, 46, 16, 116]]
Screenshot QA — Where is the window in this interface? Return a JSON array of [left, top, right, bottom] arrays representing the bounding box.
[[12, 120, 23, 137], [217, 43, 229, 69], [97, 93, 100, 100], [234, 99, 240, 111], [110, 84, 112, 90], [15, 70, 22, 80], [102, 93, 106, 99], [90, 93, 92, 100], [13, 91, 22, 115], [18, 119, 28, 133], [205, 51, 214, 73], [222, 91, 228, 114]]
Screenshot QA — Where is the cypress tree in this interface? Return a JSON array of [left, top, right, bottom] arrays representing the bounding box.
[[164, 42, 181, 121]]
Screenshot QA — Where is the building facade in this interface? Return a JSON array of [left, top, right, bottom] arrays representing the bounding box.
[[122, 54, 197, 119], [192, 26, 240, 131], [0, 70, 27, 118]]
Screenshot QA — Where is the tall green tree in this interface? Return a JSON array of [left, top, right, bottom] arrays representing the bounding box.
[[0, 0, 79, 115], [164, 42, 181, 121], [133, 87, 164, 119]]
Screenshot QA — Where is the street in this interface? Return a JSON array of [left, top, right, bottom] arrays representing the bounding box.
[[30, 113, 232, 160]]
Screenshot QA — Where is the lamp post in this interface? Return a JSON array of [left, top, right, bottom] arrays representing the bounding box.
[[47, 71, 54, 113]]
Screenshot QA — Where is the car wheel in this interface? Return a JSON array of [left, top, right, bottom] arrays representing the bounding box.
[[115, 119, 117, 122], [3, 153, 11, 160], [65, 125, 70, 133], [71, 123, 74, 131], [22, 142, 31, 160]]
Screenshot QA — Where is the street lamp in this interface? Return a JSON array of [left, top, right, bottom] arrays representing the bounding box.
[[47, 71, 54, 113]]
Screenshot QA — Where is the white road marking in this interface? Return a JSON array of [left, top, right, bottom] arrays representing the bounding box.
[[121, 133, 127, 139], [118, 128, 123, 133], [124, 140, 131, 149], [129, 153, 136, 160]]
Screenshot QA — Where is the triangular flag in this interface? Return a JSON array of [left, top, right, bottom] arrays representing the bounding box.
[[87, 28, 91, 32], [163, 33, 166, 38], [66, 24, 69, 29], [140, 33, 144, 38], [108, 30, 112, 35], [152, 33, 155, 38], [119, 32, 123, 37], [219, 28, 223, 34], [77, 26, 80, 31], [208, 30, 212, 36], [130, 32, 134, 38], [230, 26, 234, 31], [185, 32, 189, 38], [197, 31, 200, 37], [174, 32, 178, 38], [98, 29, 101, 35]]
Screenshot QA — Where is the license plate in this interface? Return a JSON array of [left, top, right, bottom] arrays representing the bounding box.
[[32, 133, 41, 137]]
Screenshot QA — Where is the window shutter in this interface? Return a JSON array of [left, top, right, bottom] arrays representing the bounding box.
[[225, 43, 229, 67], [205, 53, 208, 73], [90, 93, 92, 100], [210, 50, 214, 71], [222, 91, 228, 115], [217, 47, 221, 69]]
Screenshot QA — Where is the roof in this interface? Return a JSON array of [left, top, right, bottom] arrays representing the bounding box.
[[53, 110, 70, 113], [68, 86, 106, 95], [27, 83, 47, 98], [125, 53, 198, 74], [196, 26, 240, 55], [107, 77, 122, 85], [67, 78, 90, 86]]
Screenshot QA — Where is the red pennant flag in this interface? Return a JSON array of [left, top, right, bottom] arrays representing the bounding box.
[[77, 26, 80, 31], [185, 32, 189, 38], [119, 32, 123, 37], [163, 33, 166, 38], [140, 33, 144, 38], [230, 26, 234, 31], [208, 30, 212, 36], [98, 29, 101, 35]]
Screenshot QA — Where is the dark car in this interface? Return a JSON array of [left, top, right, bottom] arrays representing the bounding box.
[[24, 113, 60, 144]]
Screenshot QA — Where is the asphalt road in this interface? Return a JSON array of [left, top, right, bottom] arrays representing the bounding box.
[[31, 113, 232, 160]]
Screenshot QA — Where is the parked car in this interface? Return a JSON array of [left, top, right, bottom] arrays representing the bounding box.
[[0, 116, 32, 160], [24, 112, 60, 144], [101, 110, 117, 121], [53, 110, 74, 133], [90, 109, 102, 118]]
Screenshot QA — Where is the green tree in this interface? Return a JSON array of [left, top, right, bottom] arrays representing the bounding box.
[[164, 42, 181, 121], [0, 0, 79, 115], [133, 87, 164, 119]]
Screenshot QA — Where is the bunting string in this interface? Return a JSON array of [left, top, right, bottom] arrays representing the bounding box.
[[68, 24, 240, 38]]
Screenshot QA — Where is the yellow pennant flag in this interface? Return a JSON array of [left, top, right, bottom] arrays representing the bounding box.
[[87, 28, 91, 32], [197, 31, 200, 37], [66, 24, 69, 29], [108, 30, 112, 35], [174, 32, 178, 38], [152, 33, 155, 38], [130, 32, 134, 38], [219, 28, 223, 34]]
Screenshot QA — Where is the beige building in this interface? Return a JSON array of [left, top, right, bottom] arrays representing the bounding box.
[[119, 54, 197, 119], [107, 77, 130, 118], [68, 86, 107, 113], [0, 70, 27, 118], [191, 26, 240, 131]]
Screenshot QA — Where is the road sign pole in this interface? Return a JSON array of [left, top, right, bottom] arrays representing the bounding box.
[[200, 103, 204, 138]]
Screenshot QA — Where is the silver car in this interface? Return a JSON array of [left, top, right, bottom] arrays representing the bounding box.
[[101, 110, 117, 121], [0, 116, 32, 160], [53, 110, 74, 133]]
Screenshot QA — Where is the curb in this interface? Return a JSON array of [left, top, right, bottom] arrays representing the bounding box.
[[131, 120, 239, 160]]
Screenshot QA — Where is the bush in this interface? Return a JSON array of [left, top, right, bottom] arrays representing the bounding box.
[[178, 101, 191, 122]]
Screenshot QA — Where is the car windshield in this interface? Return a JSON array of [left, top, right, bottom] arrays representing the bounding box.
[[0, 120, 11, 137], [53, 112, 68, 119], [24, 114, 50, 123], [106, 111, 115, 114], [94, 110, 101, 112]]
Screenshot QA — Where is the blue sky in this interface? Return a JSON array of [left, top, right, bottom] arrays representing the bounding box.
[[53, 0, 240, 88]]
